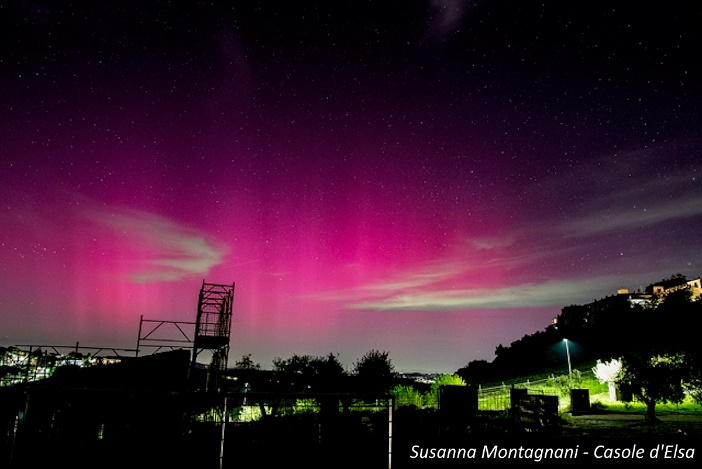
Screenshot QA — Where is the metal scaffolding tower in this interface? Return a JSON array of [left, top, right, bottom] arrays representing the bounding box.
[[191, 281, 235, 391], [135, 280, 235, 391]]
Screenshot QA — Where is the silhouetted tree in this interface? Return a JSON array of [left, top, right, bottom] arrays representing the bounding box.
[[456, 359, 494, 384], [353, 349, 395, 394], [310, 353, 348, 392], [272, 354, 315, 393], [491, 327, 564, 376], [230, 354, 264, 391], [308, 353, 349, 416], [234, 353, 260, 371]]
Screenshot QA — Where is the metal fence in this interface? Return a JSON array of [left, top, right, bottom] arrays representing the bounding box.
[[1, 388, 393, 469], [477, 378, 552, 411]]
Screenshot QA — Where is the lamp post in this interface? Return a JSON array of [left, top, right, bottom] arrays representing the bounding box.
[[563, 338, 572, 377]]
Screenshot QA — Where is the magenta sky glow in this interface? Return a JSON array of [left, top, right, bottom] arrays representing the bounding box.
[[2, 2, 701, 372]]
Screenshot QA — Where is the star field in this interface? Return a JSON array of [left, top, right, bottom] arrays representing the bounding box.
[[1, 1, 701, 372]]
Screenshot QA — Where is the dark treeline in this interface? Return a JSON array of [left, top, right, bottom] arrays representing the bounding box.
[[227, 349, 398, 396]]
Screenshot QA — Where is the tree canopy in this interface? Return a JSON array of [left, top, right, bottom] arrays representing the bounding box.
[[616, 352, 689, 421], [352, 349, 395, 394]]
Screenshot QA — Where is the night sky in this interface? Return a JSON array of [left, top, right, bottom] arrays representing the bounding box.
[[2, 1, 701, 373]]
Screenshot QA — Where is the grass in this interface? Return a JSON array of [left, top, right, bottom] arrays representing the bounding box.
[[483, 368, 702, 417], [590, 395, 702, 415]]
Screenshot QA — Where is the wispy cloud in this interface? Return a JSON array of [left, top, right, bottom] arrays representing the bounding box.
[[564, 182, 702, 237], [313, 201, 686, 313], [311, 141, 702, 315], [348, 276, 616, 311], [312, 234, 585, 311], [87, 208, 228, 284], [360, 260, 464, 292], [550, 145, 702, 237]]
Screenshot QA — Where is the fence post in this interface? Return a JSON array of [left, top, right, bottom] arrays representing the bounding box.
[[219, 395, 227, 469], [388, 397, 393, 469]]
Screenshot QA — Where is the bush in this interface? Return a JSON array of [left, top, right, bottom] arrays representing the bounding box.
[[392, 385, 425, 408]]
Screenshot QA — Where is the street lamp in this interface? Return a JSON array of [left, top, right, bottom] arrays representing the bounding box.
[[563, 338, 572, 376]]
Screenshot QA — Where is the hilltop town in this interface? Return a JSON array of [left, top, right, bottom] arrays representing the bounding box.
[[555, 275, 702, 329]]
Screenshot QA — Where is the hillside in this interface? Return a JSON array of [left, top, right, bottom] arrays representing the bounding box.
[[456, 274, 702, 385]]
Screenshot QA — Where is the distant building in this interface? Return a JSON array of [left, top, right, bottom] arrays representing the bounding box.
[[613, 288, 654, 308], [553, 277, 701, 329], [651, 277, 702, 299]]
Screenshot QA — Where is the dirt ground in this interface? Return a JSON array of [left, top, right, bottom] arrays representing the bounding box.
[[564, 411, 702, 438]]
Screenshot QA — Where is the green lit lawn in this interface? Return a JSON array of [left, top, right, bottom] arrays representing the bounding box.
[[504, 370, 702, 416], [589, 395, 702, 415]]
